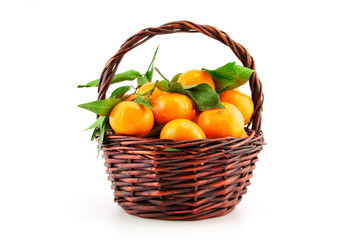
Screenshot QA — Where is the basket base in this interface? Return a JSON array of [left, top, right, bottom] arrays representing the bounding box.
[[115, 188, 247, 221], [120, 198, 241, 221]]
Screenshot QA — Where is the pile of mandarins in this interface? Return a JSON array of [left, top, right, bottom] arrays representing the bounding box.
[[109, 69, 254, 140]]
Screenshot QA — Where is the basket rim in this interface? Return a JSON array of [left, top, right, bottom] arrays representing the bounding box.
[[99, 129, 265, 146]]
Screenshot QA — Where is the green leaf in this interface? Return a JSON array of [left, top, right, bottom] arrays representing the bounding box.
[[91, 119, 111, 142], [136, 76, 149, 86], [78, 98, 120, 116], [110, 86, 131, 99], [164, 148, 181, 152], [145, 124, 166, 138], [202, 62, 255, 93], [90, 127, 100, 141], [97, 117, 108, 158], [83, 116, 106, 131], [168, 82, 185, 94], [77, 70, 141, 88], [171, 73, 182, 83], [156, 80, 169, 91], [135, 95, 155, 110], [145, 46, 159, 81], [146, 68, 154, 82], [184, 83, 224, 111]]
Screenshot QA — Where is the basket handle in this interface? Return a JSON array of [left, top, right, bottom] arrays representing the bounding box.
[[97, 20, 264, 133]]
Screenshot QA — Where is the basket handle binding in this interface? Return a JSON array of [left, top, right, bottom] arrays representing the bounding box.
[[97, 20, 264, 133]]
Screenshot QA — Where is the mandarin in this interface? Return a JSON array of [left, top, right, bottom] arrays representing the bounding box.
[[160, 119, 206, 140], [219, 90, 254, 124], [197, 102, 244, 138], [152, 93, 195, 125], [178, 69, 215, 89], [109, 101, 154, 137]]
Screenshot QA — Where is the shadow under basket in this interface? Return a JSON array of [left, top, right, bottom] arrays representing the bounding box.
[[96, 21, 265, 221]]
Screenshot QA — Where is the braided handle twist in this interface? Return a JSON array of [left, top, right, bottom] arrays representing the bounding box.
[[97, 20, 264, 133]]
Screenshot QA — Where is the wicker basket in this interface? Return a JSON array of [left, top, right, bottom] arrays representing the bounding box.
[[97, 21, 265, 221]]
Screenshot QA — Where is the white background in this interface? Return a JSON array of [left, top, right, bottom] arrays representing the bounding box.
[[1, 0, 360, 239]]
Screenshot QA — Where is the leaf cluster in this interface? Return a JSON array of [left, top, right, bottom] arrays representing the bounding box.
[[77, 46, 255, 157]]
